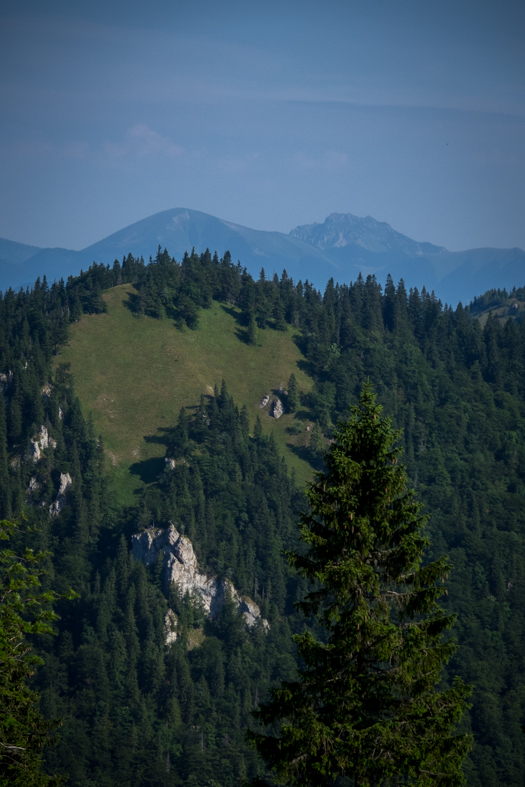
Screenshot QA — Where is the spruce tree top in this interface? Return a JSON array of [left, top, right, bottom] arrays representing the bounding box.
[[250, 383, 471, 787]]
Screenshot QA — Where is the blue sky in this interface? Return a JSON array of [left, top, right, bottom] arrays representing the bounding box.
[[1, 0, 524, 252]]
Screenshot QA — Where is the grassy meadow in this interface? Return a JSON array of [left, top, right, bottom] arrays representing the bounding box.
[[476, 296, 525, 326], [56, 284, 314, 502]]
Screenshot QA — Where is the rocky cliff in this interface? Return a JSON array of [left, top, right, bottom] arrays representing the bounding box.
[[131, 524, 267, 629], [49, 472, 72, 517], [27, 425, 57, 462]]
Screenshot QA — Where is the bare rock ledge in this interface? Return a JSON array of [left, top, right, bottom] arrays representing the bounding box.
[[131, 524, 268, 630]]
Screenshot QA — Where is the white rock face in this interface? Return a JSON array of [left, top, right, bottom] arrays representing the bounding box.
[[164, 609, 178, 645], [58, 472, 72, 496], [49, 472, 72, 517], [259, 394, 270, 409], [28, 425, 57, 462], [28, 476, 40, 493], [132, 524, 268, 629], [49, 500, 61, 518], [0, 371, 13, 396], [272, 398, 284, 419], [238, 596, 263, 628]]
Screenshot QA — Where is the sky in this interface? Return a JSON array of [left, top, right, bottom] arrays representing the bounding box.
[[0, 0, 524, 252]]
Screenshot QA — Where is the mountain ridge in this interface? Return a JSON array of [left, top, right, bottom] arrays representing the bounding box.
[[1, 207, 524, 306], [290, 212, 447, 256]]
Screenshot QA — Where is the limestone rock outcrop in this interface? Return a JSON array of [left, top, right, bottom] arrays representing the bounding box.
[[27, 476, 40, 495], [49, 472, 72, 517], [164, 609, 178, 645], [132, 524, 268, 629], [0, 371, 13, 397], [28, 425, 57, 462], [272, 398, 284, 419]]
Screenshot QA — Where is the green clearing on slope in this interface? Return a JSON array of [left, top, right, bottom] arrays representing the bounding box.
[[476, 296, 525, 326], [56, 284, 314, 502]]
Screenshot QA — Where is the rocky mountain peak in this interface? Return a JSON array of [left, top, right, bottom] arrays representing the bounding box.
[[290, 212, 446, 256]]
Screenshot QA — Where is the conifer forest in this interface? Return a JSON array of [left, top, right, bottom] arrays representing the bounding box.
[[2, 247, 525, 786]]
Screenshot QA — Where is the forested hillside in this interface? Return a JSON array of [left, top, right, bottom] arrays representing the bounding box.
[[55, 280, 313, 499], [2, 247, 525, 785]]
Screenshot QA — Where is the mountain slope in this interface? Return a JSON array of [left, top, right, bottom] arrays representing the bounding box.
[[291, 213, 525, 306], [290, 212, 446, 256], [0, 236, 42, 263], [0, 237, 43, 290], [55, 283, 314, 502], [14, 249, 525, 785], [83, 207, 340, 282], [0, 208, 340, 295]]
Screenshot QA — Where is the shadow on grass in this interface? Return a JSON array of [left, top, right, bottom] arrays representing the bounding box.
[[123, 289, 140, 315], [295, 408, 314, 423], [129, 456, 166, 485], [220, 304, 256, 345], [220, 304, 244, 324], [234, 326, 253, 345], [287, 442, 314, 464], [132, 404, 204, 484], [287, 442, 324, 473], [143, 426, 176, 448], [295, 357, 316, 378], [292, 331, 308, 354]]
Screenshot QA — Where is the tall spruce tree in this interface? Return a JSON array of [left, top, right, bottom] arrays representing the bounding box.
[[0, 520, 73, 786], [250, 383, 471, 787], [287, 374, 299, 413]]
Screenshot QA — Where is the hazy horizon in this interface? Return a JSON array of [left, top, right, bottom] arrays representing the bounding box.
[[1, 0, 524, 253]]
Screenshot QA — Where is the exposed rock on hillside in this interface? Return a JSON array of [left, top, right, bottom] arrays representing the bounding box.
[[164, 609, 178, 645], [259, 394, 270, 408], [132, 524, 268, 629], [49, 472, 72, 517], [28, 476, 39, 493], [272, 398, 284, 419], [28, 425, 57, 462], [0, 371, 13, 397]]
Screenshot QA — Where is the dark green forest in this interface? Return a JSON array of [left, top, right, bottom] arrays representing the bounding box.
[[2, 247, 525, 786]]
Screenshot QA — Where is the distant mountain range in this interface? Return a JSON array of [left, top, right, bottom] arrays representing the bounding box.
[[1, 208, 524, 306]]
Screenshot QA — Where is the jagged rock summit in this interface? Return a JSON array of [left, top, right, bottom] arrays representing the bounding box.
[[131, 524, 267, 629], [290, 212, 446, 256]]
